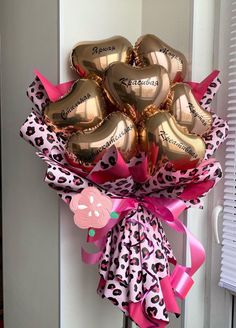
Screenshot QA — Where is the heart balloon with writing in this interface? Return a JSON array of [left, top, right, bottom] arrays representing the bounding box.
[[139, 111, 206, 173], [65, 111, 138, 172], [134, 34, 187, 82], [104, 62, 171, 121], [43, 79, 107, 135], [70, 36, 133, 80], [170, 83, 213, 135]]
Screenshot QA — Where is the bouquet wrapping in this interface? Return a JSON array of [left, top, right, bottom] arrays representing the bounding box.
[[20, 34, 228, 327]]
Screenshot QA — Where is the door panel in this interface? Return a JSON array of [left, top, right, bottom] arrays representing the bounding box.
[[0, 1, 60, 327]]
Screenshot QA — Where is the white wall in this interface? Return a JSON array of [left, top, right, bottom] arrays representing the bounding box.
[[1, 1, 60, 327], [59, 1, 142, 327], [141, 0, 193, 62]]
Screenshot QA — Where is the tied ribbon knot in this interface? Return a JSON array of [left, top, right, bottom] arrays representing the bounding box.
[[82, 196, 205, 303]]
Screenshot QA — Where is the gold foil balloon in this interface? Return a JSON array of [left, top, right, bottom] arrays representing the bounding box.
[[135, 34, 187, 82], [70, 36, 133, 78], [139, 111, 205, 173], [170, 83, 213, 135], [65, 111, 137, 171], [104, 62, 170, 121], [44, 79, 106, 134]]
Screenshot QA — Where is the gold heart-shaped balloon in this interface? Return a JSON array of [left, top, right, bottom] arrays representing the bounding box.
[[65, 111, 137, 171], [170, 83, 213, 135], [139, 111, 205, 173], [70, 36, 133, 78], [104, 62, 170, 121], [44, 79, 106, 134], [134, 34, 187, 82]]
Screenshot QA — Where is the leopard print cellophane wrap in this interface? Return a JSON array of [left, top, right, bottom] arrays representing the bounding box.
[[98, 205, 175, 324], [20, 72, 228, 327]]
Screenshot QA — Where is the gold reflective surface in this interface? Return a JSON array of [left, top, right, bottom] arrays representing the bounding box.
[[70, 36, 133, 77], [139, 111, 205, 173], [44, 79, 106, 134], [104, 62, 170, 120], [170, 83, 213, 135], [135, 34, 187, 82], [65, 111, 137, 170]]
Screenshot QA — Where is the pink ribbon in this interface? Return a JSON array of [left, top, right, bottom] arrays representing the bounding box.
[[88, 151, 131, 184], [34, 69, 74, 102], [187, 70, 219, 102]]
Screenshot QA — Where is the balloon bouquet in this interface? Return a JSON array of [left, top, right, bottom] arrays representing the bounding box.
[[20, 35, 228, 327]]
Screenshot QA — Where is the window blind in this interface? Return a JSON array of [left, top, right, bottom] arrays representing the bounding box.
[[219, 0, 236, 293]]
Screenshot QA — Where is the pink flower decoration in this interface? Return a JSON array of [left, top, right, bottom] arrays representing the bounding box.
[[70, 187, 113, 229]]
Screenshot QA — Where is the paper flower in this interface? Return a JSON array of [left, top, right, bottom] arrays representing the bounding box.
[[70, 187, 113, 229]]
